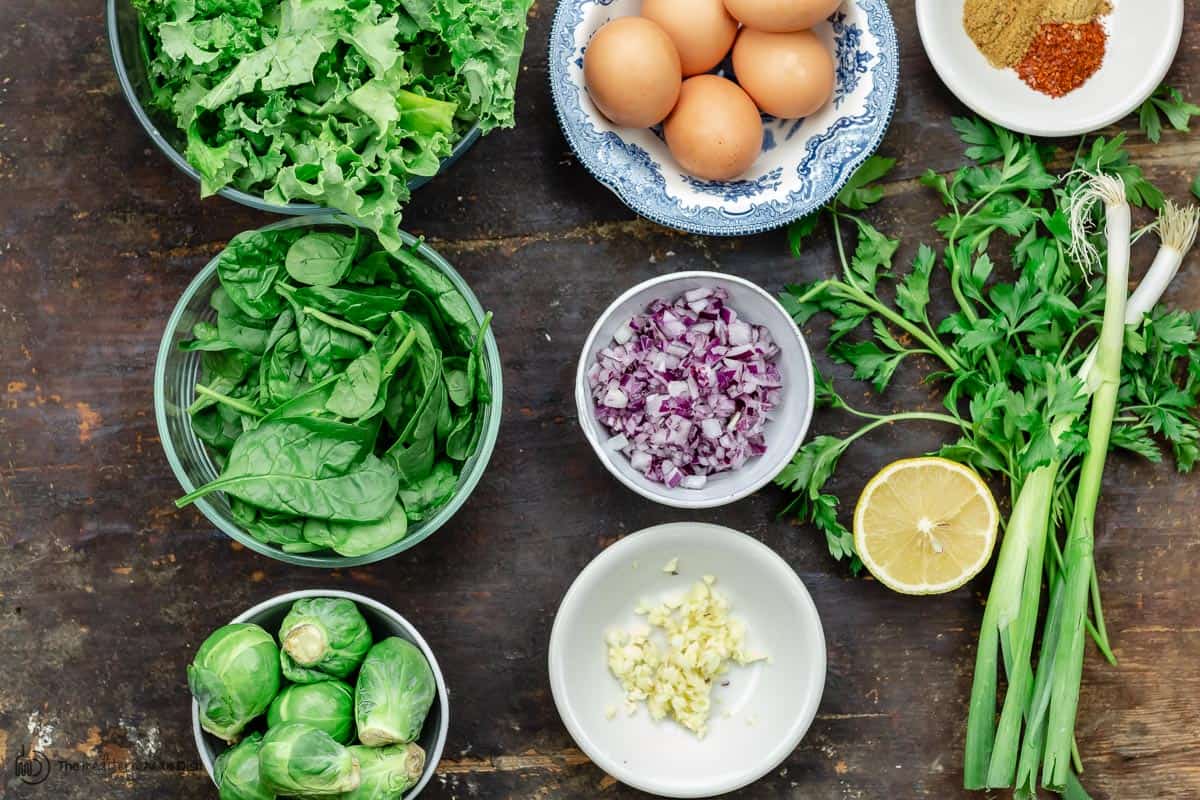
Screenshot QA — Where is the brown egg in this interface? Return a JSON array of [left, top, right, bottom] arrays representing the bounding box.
[[642, 0, 739, 77], [584, 17, 682, 128], [664, 75, 763, 181], [732, 28, 834, 118], [722, 0, 843, 33]]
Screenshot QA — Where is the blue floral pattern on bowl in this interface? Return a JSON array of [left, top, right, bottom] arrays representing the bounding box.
[[549, 0, 899, 237]]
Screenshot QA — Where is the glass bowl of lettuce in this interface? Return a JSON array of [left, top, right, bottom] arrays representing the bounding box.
[[154, 214, 503, 567], [107, 0, 532, 249]]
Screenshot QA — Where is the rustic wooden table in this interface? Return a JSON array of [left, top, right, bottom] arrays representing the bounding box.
[[1, 2, 1198, 798]]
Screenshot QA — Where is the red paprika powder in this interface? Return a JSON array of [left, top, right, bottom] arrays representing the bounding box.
[[1016, 21, 1108, 98]]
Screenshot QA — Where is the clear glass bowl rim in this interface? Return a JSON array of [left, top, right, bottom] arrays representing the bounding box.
[[105, 0, 482, 215], [153, 213, 504, 568]]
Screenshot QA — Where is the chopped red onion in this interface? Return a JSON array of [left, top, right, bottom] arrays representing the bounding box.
[[588, 287, 782, 488]]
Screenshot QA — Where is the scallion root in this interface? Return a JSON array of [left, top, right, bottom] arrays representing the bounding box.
[[1123, 200, 1199, 325], [1066, 171, 1129, 273], [1078, 198, 1198, 383], [1158, 199, 1199, 255]]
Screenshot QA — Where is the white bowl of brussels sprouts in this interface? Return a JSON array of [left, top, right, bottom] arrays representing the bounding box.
[[190, 590, 448, 799]]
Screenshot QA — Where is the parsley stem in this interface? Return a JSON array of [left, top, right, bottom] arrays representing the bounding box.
[[834, 282, 966, 373], [826, 210, 963, 371], [831, 212, 857, 288], [841, 411, 963, 445], [1056, 320, 1099, 369]]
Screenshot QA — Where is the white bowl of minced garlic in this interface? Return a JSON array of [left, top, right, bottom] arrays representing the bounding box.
[[916, 0, 1184, 137], [547, 522, 826, 798]]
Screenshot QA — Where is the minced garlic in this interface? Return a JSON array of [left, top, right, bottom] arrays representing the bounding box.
[[604, 577, 765, 738]]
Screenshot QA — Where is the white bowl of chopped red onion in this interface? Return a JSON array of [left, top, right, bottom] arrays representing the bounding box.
[[577, 272, 814, 509]]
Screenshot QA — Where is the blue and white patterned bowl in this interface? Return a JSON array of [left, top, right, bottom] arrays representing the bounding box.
[[549, 0, 899, 237]]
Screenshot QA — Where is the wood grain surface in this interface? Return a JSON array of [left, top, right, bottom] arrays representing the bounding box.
[[1, 1, 1198, 798]]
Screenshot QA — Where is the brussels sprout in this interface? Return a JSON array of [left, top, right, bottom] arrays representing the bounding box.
[[267, 681, 355, 744], [258, 722, 361, 796], [213, 732, 275, 800], [340, 744, 426, 800], [189, 623, 281, 743], [278, 598, 373, 684], [354, 638, 436, 746]]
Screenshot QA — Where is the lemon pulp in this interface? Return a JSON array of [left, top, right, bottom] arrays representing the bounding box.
[[853, 457, 999, 595]]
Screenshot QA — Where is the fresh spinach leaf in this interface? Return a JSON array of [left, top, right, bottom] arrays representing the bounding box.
[[217, 229, 294, 319], [177, 417, 397, 522], [188, 349, 255, 414], [444, 409, 478, 461], [328, 501, 409, 557], [282, 285, 409, 330], [345, 251, 398, 284], [260, 329, 309, 409], [290, 298, 369, 379], [192, 403, 245, 453], [443, 357, 472, 407], [325, 349, 383, 419], [397, 461, 458, 522], [180, 321, 244, 353], [181, 225, 494, 557], [390, 432, 437, 485], [392, 246, 477, 350], [286, 232, 358, 287]]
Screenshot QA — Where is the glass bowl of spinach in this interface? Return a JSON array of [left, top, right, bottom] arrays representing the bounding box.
[[155, 214, 502, 567], [105, 0, 531, 246]]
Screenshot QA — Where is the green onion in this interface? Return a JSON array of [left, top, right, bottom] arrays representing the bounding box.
[[966, 179, 1200, 795], [1042, 175, 1131, 790]]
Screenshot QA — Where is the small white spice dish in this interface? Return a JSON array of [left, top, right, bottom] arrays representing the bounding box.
[[916, 0, 1184, 137]]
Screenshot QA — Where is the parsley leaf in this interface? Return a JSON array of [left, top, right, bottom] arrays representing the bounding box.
[[1076, 134, 1163, 208], [847, 218, 899, 290], [952, 116, 1007, 163], [1138, 85, 1200, 143], [836, 156, 897, 210], [775, 112, 1200, 575], [895, 244, 935, 326], [788, 214, 821, 258]]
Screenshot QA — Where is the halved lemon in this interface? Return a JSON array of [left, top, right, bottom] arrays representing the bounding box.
[[853, 457, 998, 595]]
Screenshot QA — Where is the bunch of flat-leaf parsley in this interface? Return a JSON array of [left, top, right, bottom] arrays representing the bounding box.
[[777, 118, 1200, 799]]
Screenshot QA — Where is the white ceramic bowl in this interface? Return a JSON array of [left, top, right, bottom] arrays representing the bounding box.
[[916, 0, 1184, 137], [548, 523, 827, 798], [192, 589, 449, 799], [576, 271, 815, 509]]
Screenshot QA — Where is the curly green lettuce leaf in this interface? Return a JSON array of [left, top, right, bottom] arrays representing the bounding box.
[[132, 0, 533, 249]]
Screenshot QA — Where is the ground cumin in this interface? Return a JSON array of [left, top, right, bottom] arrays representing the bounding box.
[[962, 0, 1044, 68], [963, 0, 1110, 69], [1046, 0, 1112, 24]]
